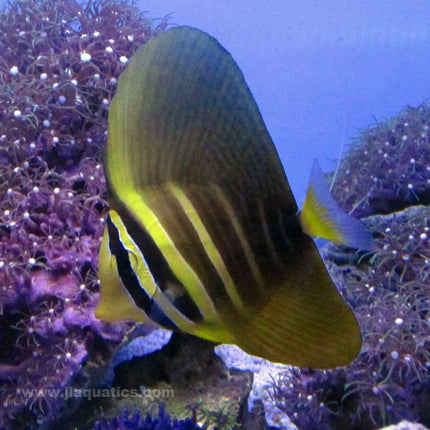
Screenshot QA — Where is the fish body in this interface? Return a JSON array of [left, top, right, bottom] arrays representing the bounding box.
[[96, 26, 373, 368]]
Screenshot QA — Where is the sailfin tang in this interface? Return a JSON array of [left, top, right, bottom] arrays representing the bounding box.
[[98, 26, 365, 368], [300, 161, 374, 250]]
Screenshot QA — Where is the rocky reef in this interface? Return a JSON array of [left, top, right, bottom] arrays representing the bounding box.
[[274, 105, 430, 429]]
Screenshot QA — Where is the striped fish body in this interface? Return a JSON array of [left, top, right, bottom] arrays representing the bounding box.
[[96, 26, 371, 368]]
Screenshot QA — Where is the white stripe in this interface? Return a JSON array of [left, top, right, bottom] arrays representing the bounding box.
[[110, 209, 196, 332]]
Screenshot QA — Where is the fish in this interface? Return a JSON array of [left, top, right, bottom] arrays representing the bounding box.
[[95, 26, 374, 368]]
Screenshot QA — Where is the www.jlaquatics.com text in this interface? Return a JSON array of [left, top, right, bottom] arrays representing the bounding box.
[[16, 386, 174, 401]]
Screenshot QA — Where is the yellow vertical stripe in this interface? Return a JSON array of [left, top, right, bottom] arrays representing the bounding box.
[[168, 184, 245, 311], [256, 200, 283, 270], [210, 185, 265, 290], [121, 190, 219, 323], [109, 210, 158, 297], [108, 210, 198, 332]]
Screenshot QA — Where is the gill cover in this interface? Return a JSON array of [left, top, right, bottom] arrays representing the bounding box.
[[97, 26, 362, 368]]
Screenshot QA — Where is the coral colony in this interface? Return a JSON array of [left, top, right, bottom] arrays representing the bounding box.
[[0, 0, 429, 429], [331, 104, 430, 218], [0, 0, 162, 427]]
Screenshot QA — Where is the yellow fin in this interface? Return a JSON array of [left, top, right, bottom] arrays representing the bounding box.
[[229, 236, 362, 368], [300, 161, 374, 250], [95, 228, 152, 324]]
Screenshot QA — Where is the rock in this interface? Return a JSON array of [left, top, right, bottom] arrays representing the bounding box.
[[379, 421, 429, 430], [215, 344, 297, 430], [71, 333, 253, 429], [102, 328, 172, 386]]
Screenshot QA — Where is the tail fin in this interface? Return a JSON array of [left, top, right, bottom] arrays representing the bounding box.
[[299, 160, 374, 251]]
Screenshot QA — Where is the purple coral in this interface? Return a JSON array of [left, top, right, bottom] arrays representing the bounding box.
[[331, 104, 430, 218], [0, 0, 161, 427]]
